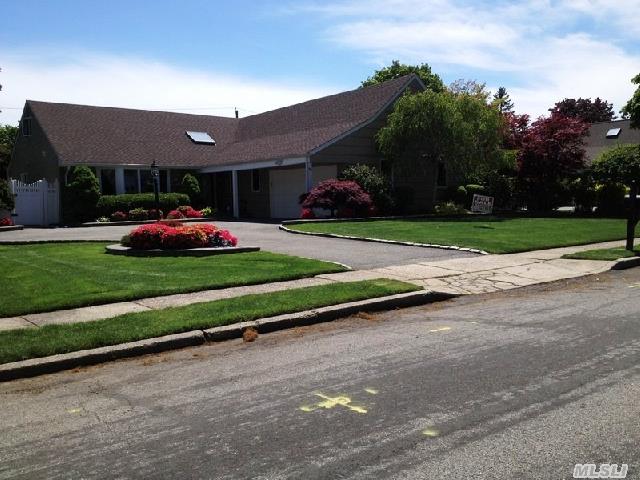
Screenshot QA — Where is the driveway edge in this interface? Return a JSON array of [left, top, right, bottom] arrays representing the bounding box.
[[278, 224, 489, 255], [611, 256, 640, 270], [0, 290, 454, 382]]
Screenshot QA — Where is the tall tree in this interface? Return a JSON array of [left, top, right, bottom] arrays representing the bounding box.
[[0, 125, 18, 178], [376, 90, 503, 183], [517, 115, 590, 211], [621, 73, 640, 128], [493, 87, 514, 114], [549, 97, 615, 123], [448, 79, 491, 102], [592, 144, 640, 250], [361, 60, 445, 93], [502, 113, 529, 150]]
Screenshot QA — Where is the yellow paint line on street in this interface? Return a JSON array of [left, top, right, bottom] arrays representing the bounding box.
[[67, 408, 82, 414], [299, 392, 368, 414], [428, 326, 452, 333], [364, 388, 379, 395], [422, 428, 440, 437]]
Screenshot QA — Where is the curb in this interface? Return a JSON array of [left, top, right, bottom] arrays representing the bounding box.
[[611, 256, 640, 270], [105, 244, 260, 257], [0, 331, 205, 382], [279, 224, 489, 255], [0, 225, 24, 232], [0, 290, 454, 382]]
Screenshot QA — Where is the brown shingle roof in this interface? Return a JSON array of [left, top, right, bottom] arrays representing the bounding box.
[[26, 74, 419, 169], [585, 119, 640, 163]]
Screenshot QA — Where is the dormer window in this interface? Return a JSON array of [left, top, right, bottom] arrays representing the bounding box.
[[606, 128, 621, 139], [186, 131, 215, 145], [22, 118, 32, 136]]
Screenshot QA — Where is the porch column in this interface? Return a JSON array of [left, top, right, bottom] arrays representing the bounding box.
[[305, 157, 313, 192], [232, 169, 239, 218]]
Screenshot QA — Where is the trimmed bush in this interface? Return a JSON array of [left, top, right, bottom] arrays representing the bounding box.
[[62, 166, 101, 222], [0, 179, 15, 211], [179, 173, 201, 207], [96, 193, 190, 216], [128, 208, 149, 221], [302, 179, 373, 217], [339, 164, 394, 214], [596, 183, 626, 216], [110, 211, 127, 222]]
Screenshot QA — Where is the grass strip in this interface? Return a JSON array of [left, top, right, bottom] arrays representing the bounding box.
[[0, 279, 420, 364], [562, 248, 640, 261], [289, 217, 634, 254], [0, 242, 346, 317]]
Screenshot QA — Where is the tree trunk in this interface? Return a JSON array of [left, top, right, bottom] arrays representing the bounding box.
[[627, 182, 638, 251]]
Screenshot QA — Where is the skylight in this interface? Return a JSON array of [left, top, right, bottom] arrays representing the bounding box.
[[186, 131, 216, 145], [606, 128, 621, 139]]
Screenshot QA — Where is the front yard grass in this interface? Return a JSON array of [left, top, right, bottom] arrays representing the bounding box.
[[0, 279, 419, 364], [289, 217, 635, 254], [0, 242, 347, 317], [562, 247, 640, 261]]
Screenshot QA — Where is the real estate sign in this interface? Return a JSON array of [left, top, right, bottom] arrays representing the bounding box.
[[471, 194, 494, 214]]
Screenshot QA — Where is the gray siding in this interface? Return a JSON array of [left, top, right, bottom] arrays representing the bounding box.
[[9, 104, 59, 182]]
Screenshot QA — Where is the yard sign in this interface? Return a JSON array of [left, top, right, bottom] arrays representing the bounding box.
[[471, 194, 494, 214]]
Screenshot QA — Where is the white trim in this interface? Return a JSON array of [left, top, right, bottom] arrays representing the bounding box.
[[200, 157, 307, 173], [308, 76, 424, 156]]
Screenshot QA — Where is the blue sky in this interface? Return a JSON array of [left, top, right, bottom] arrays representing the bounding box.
[[1, 0, 639, 125]]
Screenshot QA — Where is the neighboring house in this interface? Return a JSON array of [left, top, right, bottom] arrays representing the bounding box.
[[584, 119, 640, 164], [10, 74, 443, 219]]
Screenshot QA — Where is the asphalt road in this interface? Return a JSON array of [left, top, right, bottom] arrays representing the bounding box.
[[0, 220, 476, 269], [2, 269, 640, 479]]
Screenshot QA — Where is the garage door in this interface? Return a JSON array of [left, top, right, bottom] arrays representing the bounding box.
[[269, 165, 337, 219]]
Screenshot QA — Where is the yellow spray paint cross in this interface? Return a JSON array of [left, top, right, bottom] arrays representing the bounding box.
[[299, 393, 368, 414]]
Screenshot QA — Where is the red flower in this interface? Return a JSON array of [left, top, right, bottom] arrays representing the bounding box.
[[0, 217, 13, 227]]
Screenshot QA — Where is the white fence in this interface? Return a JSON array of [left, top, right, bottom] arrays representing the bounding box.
[[10, 179, 60, 226]]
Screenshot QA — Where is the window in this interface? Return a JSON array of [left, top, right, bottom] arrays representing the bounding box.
[[100, 169, 116, 195], [437, 162, 447, 187], [139, 170, 154, 193], [606, 128, 621, 138], [251, 169, 261, 192], [124, 169, 138, 193], [22, 118, 32, 136], [160, 170, 168, 193]]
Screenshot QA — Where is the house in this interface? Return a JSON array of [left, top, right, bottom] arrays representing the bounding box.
[[584, 119, 640, 163], [10, 74, 445, 220]]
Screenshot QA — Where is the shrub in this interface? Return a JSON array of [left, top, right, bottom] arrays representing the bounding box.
[[391, 186, 415, 214], [0, 179, 14, 211], [339, 164, 394, 213], [126, 222, 237, 249], [303, 179, 372, 217], [0, 216, 13, 226], [128, 208, 149, 221], [596, 183, 626, 216], [110, 211, 127, 222], [177, 205, 203, 218], [200, 206, 215, 217], [300, 208, 315, 219], [166, 209, 185, 219], [96, 193, 190, 216], [569, 176, 597, 213], [148, 208, 163, 220], [179, 173, 201, 206], [62, 166, 100, 222], [484, 175, 516, 210], [435, 201, 467, 215]]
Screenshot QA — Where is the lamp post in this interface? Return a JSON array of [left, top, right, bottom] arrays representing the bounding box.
[[151, 161, 160, 219]]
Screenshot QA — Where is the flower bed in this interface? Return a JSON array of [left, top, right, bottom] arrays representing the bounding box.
[[122, 221, 238, 250], [97, 205, 212, 223]]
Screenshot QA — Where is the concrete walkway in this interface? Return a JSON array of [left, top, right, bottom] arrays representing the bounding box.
[[0, 239, 631, 332]]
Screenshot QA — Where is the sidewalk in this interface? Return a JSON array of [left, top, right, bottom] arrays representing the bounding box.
[[0, 240, 632, 331]]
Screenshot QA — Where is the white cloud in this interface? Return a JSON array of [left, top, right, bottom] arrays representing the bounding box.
[[0, 50, 338, 125], [294, 0, 640, 117]]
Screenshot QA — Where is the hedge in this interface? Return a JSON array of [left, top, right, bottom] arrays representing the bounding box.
[[96, 193, 190, 215]]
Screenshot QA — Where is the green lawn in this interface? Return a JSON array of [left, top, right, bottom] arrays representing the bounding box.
[[562, 247, 640, 261], [0, 279, 419, 364], [289, 217, 635, 254], [0, 242, 346, 317]]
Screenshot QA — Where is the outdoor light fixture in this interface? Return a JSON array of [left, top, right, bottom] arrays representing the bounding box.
[[151, 161, 160, 218]]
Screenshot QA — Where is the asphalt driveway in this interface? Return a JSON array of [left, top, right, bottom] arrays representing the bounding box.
[[0, 220, 476, 269]]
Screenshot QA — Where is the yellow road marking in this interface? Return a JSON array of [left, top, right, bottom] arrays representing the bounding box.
[[364, 388, 379, 395], [429, 326, 452, 333], [422, 428, 440, 437], [67, 408, 82, 414], [299, 393, 368, 414]]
